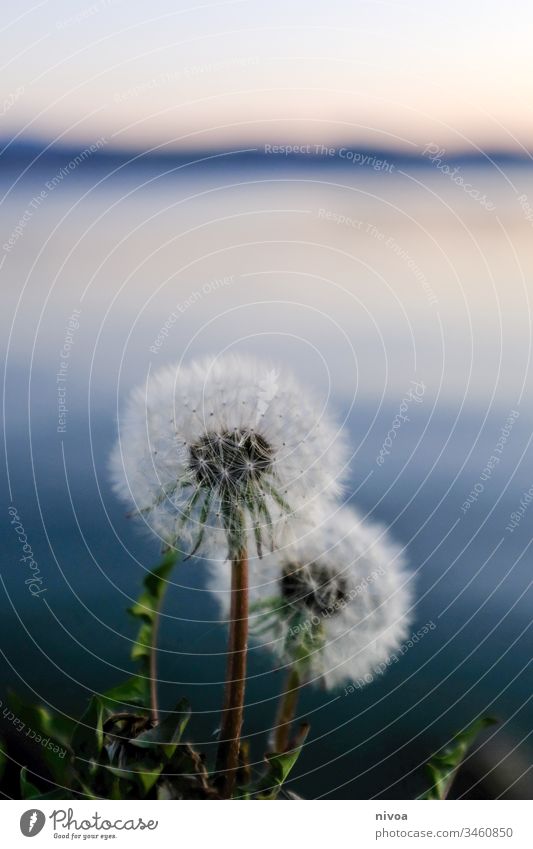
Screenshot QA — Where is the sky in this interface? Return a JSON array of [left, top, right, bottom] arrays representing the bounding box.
[[1, 0, 532, 154]]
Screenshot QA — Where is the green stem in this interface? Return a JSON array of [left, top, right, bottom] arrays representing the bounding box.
[[147, 549, 176, 725], [274, 666, 301, 753], [215, 547, 249, 798], [149, 607, 161, 725]]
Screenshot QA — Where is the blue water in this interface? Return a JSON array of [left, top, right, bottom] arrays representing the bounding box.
[[1, 158, 532, 798]]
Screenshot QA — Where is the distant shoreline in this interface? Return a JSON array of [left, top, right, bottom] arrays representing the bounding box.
[[1, 139, 532, 173]]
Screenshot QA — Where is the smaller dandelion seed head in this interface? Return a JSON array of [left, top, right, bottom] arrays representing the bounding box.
[[207, 505, 414, 690], [281, 562, 348, 616]]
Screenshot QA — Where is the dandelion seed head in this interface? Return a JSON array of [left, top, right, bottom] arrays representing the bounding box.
[[208, 505, 414, 689], [189, 429, 273, 492], [110, 354, 347, 557], [280, 562, 349, 616]]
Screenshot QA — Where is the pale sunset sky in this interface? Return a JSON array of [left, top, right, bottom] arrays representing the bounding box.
[[1, 0, 532, 154]]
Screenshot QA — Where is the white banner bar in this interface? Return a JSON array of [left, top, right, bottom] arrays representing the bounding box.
[[1, 799, 530, 848]]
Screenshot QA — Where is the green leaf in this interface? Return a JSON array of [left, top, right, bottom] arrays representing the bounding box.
[[252, 723, 309, 799], [20, 767, 41, 799], [104, 549, 179, 712], [129, 699, 191, 760], [8, 691, 73, 746], [20, 767, 74, 801], [7, 692, 73, 786], [421, 716, 498, 800], [136, 767, 161, 794], [128, 549, 179, 628], [99, 700, 191, 798], [101, 676, 149, 712], [71, 695, 104, 762], [126, 549, 179, 711], [103, 759, 163, 795], [130, 622, 154, 664]]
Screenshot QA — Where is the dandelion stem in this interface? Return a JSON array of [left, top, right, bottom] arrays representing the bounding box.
[[274, 666, 301, 752], [146, 548, 178, 725], [215, 546, 249, 798], [149, 611, 160, 725]]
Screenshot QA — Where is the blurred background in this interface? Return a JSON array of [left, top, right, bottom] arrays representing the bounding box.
[[1, 0, 532, 799]]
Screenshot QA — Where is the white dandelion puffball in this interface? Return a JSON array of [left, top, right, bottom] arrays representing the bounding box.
[[110, 354, 348, 557], [208, 506, 414, 689]]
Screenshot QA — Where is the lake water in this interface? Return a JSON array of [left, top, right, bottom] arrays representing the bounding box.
[[1, 155, 532, 798]]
